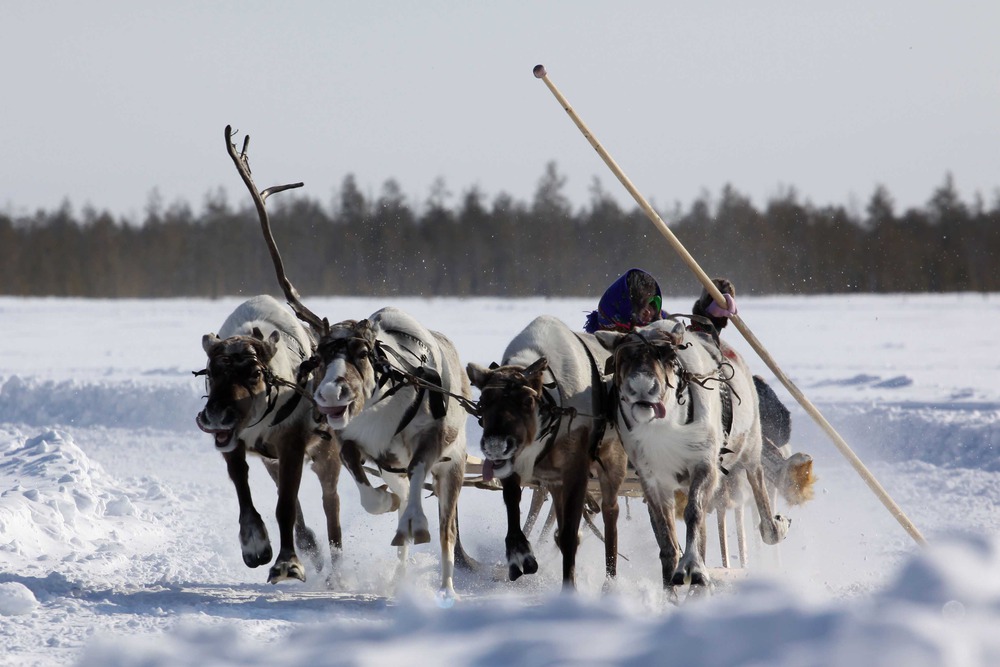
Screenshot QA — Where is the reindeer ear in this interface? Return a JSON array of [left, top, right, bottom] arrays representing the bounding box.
[[669, 321, 686, 345], [251, 326, 265, 340], [489, 361, 500, 370], [466, 363, 491, 389], [254, 328, 281, 363], [594, 330, 624, 351], [523, 357, 548, 377], [202, 333, 221, 354]]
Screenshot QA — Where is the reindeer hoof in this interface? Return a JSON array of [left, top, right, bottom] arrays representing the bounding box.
[[242, 544, 272, 568], [392, 514, 430, 546], [671, 567, 711, 588], [267, 557, 306, 584], [239, 513, 272, 567], [507, 553, 538, 581], [761, 514, 792, 545], [360, 485, 401, 515]]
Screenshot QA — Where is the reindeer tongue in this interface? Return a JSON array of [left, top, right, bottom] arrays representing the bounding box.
[[482, 459, 495, 482], [652, 402, 667, 419]]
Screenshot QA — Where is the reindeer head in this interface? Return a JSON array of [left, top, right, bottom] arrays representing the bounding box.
[[196, 328, 281, 452], [311, 319, 378, 430], [466, 358, 548, 481], [596, 321, 686, 426]]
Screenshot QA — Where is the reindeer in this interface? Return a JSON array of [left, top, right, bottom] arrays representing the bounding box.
[[222, 125, 470, 597], [595, 319, 790, 592], [310, 312, 471, 596], [467, 315, 627, 590], [196, 294, 342, 584], [707, 374, 816, 568]]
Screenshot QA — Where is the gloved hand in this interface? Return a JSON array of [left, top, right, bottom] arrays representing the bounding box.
[[705, 293, 737, 318]]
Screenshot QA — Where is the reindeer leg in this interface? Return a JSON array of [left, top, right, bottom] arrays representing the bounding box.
[[640, 480, 680, 593], [717, 510, 730, 568], [746, 463, 791, 546], [392, 428, 444, 547], [267, 438, 308, 584], [308, 434, 344, 583], [598, 458, 625, 581], [548, 430, 594, 590], [433, 457, 464, 597], [522, 487, 549, 537], [261, 456, 321, 573], [502, 474, 537, 580], [340, 439, 399, 514], [223, 443, 272, 568], [735, 502, 748, 567], [675, 463, 716, 588]]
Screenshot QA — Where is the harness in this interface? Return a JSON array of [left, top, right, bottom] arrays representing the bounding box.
[[482, 333, 609, 470], [313, 327, 477, 444], [607, 328, 739, 470], [373, 331, 447, 436], [194, 336, 314, 430]]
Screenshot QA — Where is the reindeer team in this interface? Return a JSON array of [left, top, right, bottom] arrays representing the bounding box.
[[196, 126, 816, 600]]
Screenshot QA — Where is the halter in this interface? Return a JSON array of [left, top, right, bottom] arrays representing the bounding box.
[[477, 333, 609, 468], [307, 326, 478, 438], [194, 346, 308, 429], [607, 327, 740, 442]]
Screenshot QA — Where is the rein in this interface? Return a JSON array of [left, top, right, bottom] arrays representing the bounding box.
[[373, 337, 480, 419]]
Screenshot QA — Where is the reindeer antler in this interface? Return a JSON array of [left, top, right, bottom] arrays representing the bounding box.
[[224, 125, 328, 335]]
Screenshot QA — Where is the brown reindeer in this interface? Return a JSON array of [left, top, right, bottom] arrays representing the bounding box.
[[467, 315, 627, 590], [197, 295, 341, 584]]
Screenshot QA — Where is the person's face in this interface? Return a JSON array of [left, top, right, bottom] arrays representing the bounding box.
[[634, 296, 661, 326]]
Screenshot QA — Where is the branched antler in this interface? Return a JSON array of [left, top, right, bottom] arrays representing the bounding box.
[[224, 125, 328, 335]]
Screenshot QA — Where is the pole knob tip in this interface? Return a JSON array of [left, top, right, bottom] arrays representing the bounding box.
[[532, 64, 547, 78]]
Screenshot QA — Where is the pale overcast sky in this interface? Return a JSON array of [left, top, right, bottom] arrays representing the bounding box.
[[4, 2, 999, 221]]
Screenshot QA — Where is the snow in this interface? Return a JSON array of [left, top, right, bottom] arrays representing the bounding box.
[[1, 293, 999, 667]]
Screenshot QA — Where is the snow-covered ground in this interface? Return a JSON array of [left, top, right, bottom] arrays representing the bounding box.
[[1, 293, 998, 666]]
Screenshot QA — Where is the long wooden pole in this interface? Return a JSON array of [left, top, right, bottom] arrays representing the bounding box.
[[532, 64, 926, 547]]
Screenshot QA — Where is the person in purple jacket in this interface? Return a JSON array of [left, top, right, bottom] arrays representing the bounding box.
[[585, 268, 791, 448], [584, 268, 737, 334]]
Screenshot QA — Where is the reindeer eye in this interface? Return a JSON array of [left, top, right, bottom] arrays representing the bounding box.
[[348, 339, 370, 359]]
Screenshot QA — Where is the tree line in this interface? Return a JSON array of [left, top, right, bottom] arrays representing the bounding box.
[[1, 165, 997, 298]]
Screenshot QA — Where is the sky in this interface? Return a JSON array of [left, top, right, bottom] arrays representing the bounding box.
[[3, 2, 999, 223]]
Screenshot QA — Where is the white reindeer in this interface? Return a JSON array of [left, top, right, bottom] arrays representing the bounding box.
[[596, 319, 790, 591], [311, 310, 470, 597]]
